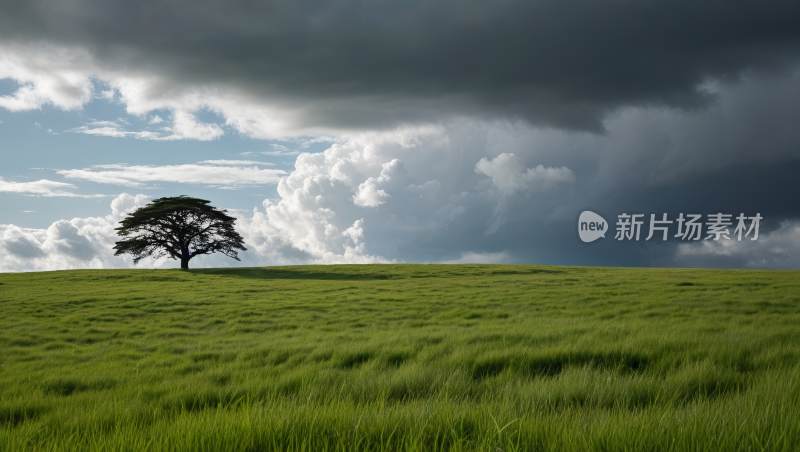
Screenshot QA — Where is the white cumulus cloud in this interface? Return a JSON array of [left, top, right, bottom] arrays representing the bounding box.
[[228, 122, 559, 264], [0, 194, 155, 272], [475, 153, 576, 195], [353, 159, 407, 207]]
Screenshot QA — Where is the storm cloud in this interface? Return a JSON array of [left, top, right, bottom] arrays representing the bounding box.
[[2, 0, 800, 134]]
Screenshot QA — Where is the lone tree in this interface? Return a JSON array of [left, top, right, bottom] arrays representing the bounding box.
[[114, 196, 246, 269]]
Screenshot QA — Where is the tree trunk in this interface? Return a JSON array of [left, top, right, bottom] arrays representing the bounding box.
[[180, 255, 190, 270]]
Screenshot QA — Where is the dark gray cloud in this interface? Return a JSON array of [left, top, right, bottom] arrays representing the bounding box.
[[2, 0, 800, 130]]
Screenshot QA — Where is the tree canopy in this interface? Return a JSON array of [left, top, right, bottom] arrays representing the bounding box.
[[113, 196, 246, 269]]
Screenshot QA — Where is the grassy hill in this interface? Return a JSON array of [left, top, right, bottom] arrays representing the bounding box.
[[1, 264, 799, 451]]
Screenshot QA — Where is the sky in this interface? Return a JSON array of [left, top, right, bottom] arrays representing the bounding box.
[[2, 0, 800, 271]]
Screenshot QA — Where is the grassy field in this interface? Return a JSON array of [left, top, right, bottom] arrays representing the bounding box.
[[1, 264, 799, 451]]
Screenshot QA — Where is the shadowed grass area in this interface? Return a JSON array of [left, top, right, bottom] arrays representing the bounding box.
[[0, 264, 799, 451], [189, 264, 563, 280]]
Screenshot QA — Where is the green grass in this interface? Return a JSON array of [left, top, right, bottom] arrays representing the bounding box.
[[1, 264, 799, 451]]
